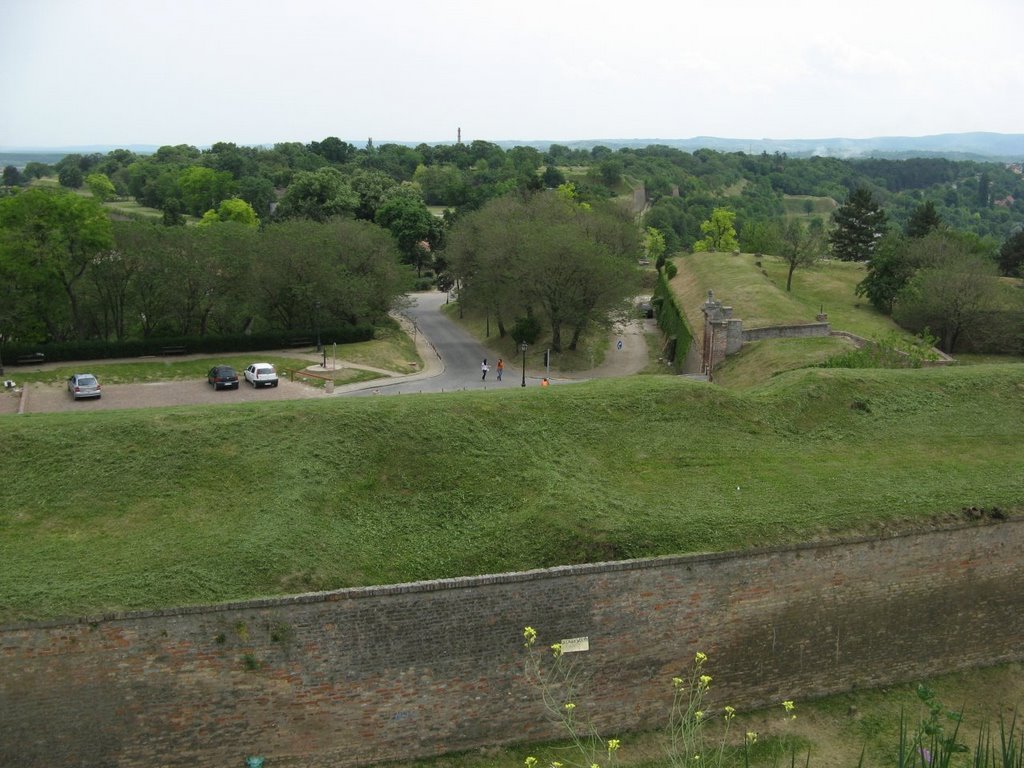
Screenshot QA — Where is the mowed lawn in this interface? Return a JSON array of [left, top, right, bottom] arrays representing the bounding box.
[[2, 366, 1022, 624]]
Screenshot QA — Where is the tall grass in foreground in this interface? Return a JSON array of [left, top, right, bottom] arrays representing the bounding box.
[[520, 627, 1022, 768]]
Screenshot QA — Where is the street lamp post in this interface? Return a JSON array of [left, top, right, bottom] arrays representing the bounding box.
[[520, 341, 528, 387], [314, 300, 322, 353]]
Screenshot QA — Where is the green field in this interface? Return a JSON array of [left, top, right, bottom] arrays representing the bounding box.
[[2, 366, 1022, 624]]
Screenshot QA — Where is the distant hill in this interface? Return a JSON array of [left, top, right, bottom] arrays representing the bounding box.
[[4, 133, 1023, 169], [497, 132, 1024, 161]]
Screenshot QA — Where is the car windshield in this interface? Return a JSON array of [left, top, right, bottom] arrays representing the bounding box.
[[78, 376, 97, 386], [257, 367, 274, 375], [219, 368, 235, 377]]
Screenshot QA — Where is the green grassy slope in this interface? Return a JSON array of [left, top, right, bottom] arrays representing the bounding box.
[[2, 367, 1022, 623]]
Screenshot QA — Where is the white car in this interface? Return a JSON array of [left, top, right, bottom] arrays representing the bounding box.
[[244, 363, 279, 388]]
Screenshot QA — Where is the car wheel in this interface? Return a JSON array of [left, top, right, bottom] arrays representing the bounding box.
[[273, 381, 278, 388]]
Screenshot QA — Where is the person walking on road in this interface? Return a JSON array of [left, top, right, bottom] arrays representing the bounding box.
[[481, 359, 489, 381], [496, 358, 504, 382]]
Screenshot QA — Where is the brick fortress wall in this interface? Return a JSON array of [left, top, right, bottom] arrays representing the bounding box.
[[2, 518, 1021, 767]]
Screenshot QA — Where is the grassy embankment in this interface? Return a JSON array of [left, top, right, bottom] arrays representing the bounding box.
[[670, 251, 927, 388], [2, 365, 1023, 625]]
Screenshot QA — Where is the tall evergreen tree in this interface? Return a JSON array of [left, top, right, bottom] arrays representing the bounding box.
[[828, 187, 888, 261], [906, 200, 942, 238]]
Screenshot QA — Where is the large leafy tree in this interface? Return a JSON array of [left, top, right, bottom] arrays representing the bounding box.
[[0, 188, 113, 340], [828, 187, 888, 261], [252, 219, 408, 331], [85, 172, 116, 202], [892, 231, 1000, 352], [178, 166, 235, 217], [374, 187, 437, 276], [199, 197, 259, 227], [276, 167, 358, 222], [446, 191, 639, 351], [692, 207, 738, 252], [855, 232, 914, 314]]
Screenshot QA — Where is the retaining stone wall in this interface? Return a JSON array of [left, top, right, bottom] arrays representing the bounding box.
[[742, 322, 831, 342], [2, 518, 1022, 768]]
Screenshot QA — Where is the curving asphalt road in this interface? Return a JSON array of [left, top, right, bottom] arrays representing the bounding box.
[[343, 291, 655, 397]]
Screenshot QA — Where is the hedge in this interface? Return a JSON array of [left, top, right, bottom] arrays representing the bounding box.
[[652, 269, 694, 372], [1, 325, 374, 367]]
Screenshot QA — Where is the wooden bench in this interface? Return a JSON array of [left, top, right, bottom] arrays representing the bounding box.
[[159, 346, 187, 355], [16, 352, 45, 365]]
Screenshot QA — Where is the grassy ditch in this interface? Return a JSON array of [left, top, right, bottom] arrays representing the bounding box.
[[1, 366, 1022, 624]]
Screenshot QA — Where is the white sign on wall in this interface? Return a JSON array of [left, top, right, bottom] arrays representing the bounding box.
[[560, 636, 590, 653]]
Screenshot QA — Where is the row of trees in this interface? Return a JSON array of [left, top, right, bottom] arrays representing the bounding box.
[[0, 189, 410, 344], [8, 139, 1023, 256]]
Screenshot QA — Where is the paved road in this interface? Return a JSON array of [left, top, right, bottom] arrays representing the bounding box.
[[346, 292, 655, 396]]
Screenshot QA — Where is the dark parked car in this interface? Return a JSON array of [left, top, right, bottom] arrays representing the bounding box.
[[207, 365, 239, 390]]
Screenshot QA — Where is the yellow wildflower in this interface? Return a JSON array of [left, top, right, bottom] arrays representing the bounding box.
[[782, 700, 796, 719], [695, 651, 708, 664], [745, 731, 758, 745], [551, 643, 563, 657], [524, 758, 538, 768], [523, 627, 537, 645], [699, 674, 712, 688], [724, 705, 736, 721], [672, 676, 684, 688], [607, 738, 621, 753], [564, 702, 576, 711]]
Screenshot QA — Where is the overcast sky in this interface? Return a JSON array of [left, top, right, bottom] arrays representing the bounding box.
[[2, 0, 1021, 149]]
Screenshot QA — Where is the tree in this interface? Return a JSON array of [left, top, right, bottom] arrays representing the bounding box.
[[3, 166, 23, 187], [643, 227, 666, 267], [779, 219, 821, 292], [0, 188, 113, 340], [692, 208, 738, 252], [22, 162, 52, 180], [997, 230, 1024, 277], [199, 197, 259, 227], [85, 172, 117, 202], [892, 231, 1000, 352], [828, 187, 887, 261], [350, 169, 398, 220], [58, 164, 83, 189], [276, 167, 358, 222], [739, 219, 782, 255], [542, 165, 566, 188], [855, 232, 913, 313], [374, 187, 436, 275], [906, 200, 942, 238], [178, 166, 235, 217]]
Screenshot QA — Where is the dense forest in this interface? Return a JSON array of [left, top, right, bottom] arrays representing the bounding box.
[[2, 138, 1023, 353]]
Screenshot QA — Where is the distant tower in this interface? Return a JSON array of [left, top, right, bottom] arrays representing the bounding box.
[[457, 127, 461, 144]]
